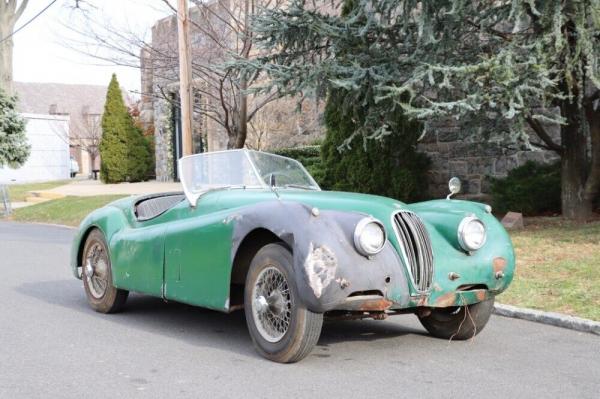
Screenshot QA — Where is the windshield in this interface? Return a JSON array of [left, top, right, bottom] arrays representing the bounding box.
[[178, 150, 320, 205]]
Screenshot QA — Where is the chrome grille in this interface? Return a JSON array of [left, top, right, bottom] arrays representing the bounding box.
[[392, 211, 434, 292]]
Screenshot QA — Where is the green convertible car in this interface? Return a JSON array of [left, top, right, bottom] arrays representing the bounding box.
[[71, 150, 515, 363]]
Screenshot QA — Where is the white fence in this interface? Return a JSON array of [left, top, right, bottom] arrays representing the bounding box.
[[0, 113, 70, 184]]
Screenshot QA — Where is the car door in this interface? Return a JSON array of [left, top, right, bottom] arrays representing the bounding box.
[[110, 221, 167, 297], [163, 206, 234, 312]]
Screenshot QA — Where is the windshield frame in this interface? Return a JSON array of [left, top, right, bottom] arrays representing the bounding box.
[[178, 149, 321, 206]]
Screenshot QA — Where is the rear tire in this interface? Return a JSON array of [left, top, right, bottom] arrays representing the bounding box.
[[244, 243, 323, 363], [418, 298, 494, 340], [82, 229, 128, 313]]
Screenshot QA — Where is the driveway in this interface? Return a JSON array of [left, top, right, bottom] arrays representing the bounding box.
[[0, 222, 598, 399]]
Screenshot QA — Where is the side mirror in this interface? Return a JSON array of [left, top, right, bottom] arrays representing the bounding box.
[[447, 177, 461, 200]]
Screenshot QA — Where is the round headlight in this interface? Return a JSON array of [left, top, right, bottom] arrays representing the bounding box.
[[458, 216, 487, 252], [354, 217, 386, 256]]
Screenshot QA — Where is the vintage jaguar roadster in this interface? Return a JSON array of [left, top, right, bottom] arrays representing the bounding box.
[[71, 150, 514, 362]]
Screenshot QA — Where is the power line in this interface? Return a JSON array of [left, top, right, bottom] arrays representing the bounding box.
[[0, 0, 59, 45]]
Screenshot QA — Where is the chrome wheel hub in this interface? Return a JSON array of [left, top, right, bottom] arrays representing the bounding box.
[[85, 242, 109, 299], [254, 295, 269, 313], [251, 266, 292, 343]]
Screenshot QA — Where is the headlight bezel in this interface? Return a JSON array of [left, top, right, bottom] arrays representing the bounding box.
[[353, 217, 387, 257], [457, 215, 487, 252]]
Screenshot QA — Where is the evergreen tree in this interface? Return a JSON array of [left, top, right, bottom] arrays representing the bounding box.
[[319, 0, 429, 201], [0, 88, 29, 168], [237, 0, 600, 220], [322, 90, 430, 201], [125, 122, 152, 182], [100, 74, 151, 183]]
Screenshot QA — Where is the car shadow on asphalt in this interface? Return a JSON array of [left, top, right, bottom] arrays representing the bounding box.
[[16, 279, 427, 359]]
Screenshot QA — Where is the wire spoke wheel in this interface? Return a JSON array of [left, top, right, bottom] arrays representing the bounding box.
[[84, 242, 109, 299], [82, 229, 128, 314], [251, 266, 292, 343], [245, 243, 323, 363]]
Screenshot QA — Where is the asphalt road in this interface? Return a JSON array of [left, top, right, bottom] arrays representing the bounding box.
[[1, 221, 599, 399]]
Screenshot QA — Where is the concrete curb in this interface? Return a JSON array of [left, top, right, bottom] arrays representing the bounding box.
[[29, 221, 77, 230], [494, 303, 600, 336], [0, 220, 76, 230]]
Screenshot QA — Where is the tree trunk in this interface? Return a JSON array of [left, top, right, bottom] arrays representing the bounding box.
[[0, 0, 28, 96], [583, 97, 600, 212], [560, 101, 592, 221], [226, 109, 238, 149], [235, 74, 248, 149], [90, 153, 97, 177], [0, 18, 15, 95], [226, 74, 248, 150]]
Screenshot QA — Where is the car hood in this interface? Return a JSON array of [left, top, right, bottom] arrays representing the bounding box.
[[214, 188, 407, 218], [281, 189, 405, 212]]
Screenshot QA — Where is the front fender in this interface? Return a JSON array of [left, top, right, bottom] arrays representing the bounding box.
[[230, 200, 411, 313], [70, 204, 131, 279], [406, 199, 516, 306]]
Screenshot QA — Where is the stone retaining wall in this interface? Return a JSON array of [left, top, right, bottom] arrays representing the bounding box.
[[418, 121, 560, 199]]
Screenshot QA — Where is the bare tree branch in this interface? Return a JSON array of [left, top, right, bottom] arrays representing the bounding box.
[[14, 0, 29, 22], [61, 0, 289, 149]]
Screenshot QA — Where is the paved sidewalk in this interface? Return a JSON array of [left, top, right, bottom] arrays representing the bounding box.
[[10, 202, 31, 209], [41, 180, 183, 197]]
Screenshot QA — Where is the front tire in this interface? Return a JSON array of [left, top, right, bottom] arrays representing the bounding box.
[[418, 298, 494, 340], [244, 243, 323, 363], [82, 229, 128, 313]]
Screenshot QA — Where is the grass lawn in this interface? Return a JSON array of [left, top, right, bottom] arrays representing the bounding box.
[[4, 180, 71, 202], [11, 195, 127, 227], [498, 217, 600, 321]]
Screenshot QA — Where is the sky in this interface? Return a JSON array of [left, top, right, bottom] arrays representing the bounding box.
[[12, 0, 175, 95]]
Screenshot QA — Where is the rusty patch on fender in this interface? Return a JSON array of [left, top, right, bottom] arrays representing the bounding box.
[[304, 243, 337, 298], [493, 257, 507, 274], [435, 292, 457, 307], [475, 290, 487, 301], [416, 295, 428, 307], [358, 298, 393, 311]]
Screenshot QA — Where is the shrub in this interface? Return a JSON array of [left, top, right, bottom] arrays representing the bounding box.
[[100, 74, 152, 183], [490, 161, 561, 216], [320, 90, 430, 202], [143, 133, 156, 179]]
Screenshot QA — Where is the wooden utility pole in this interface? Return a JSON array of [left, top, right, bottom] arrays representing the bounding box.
[[177, 0, 194, 156]]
